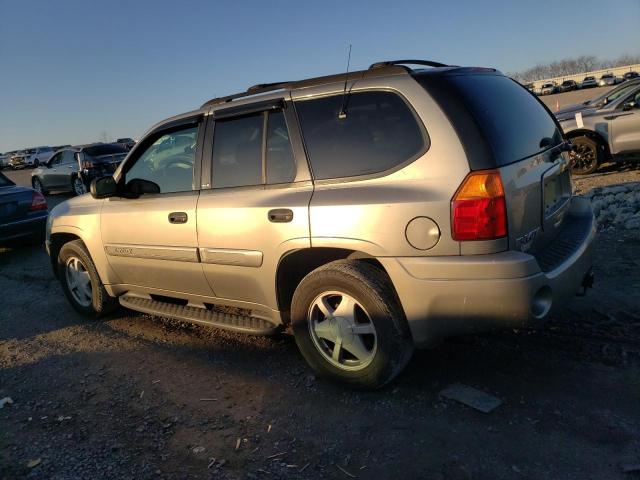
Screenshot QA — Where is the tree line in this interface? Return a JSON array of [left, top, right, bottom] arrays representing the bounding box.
[[509, 54, 640, 83]]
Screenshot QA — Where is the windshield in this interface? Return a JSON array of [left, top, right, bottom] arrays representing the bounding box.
[[0, 172, 15, 187], [585, 81, 639, 106]]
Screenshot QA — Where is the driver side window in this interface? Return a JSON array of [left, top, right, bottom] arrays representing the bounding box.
[[125, 126, 198, 193]]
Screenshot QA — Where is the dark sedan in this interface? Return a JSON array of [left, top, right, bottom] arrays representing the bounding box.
[[31, 143, 128, 196], [0, 171, 48, 246]]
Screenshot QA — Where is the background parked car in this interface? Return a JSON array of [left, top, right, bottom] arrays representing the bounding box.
[[581, 76, 598, 88], [558, 83, 640, 174], [0, 153, 8, 169], [115, 137, 136, 150], [556, 77, 640, 119], [540, 82, 557, 95], [31, 143, 128, 195], [0, 170, 47, 246], [8, 146, 54, 168], [623, 71, 639, 81], [558, 80, 578, 92], [598, 73, 621, 86]]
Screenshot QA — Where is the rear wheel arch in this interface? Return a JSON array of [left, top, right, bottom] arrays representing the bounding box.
[[275, 247, 394, 321]]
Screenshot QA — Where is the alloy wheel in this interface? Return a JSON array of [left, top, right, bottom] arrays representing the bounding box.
[[65, 256, 93, 307], [307, 291, 378, 371], [570, 143, 597, 174], [73, 177, 87, 195]]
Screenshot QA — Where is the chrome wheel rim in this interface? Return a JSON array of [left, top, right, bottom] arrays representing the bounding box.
[[73, 178, 86, 195], [570, 143, 597, 173], [65, 256, 92, 307], [308, 291, 377, 371], [33, 178, 42, 193]]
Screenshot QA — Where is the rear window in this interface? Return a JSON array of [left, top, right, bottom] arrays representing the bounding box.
[[84, 144, 128, 157], [429, 75, 561, 166], [295, 91, 426, 180]]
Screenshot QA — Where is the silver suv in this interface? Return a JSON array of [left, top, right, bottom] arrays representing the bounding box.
[[47, 60, 596, 388]]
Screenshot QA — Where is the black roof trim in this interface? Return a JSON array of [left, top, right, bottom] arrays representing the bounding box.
[[369, 59, 449, 69]]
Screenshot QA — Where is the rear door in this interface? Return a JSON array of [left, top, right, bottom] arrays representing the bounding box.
[[50, 150, 77, 188], [40, 152, 62, 189], [196, 98, 312, 310]]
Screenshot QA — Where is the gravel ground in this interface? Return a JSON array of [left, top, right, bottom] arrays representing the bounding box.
[[2, 160, 640, 479]]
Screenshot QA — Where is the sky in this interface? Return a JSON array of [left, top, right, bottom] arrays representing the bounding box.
[[0, 0, 639, 152]]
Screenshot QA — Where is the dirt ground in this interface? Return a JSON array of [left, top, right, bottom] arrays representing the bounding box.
[[2, 158, 640, 478]]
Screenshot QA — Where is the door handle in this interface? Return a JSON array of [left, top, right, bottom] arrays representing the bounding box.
[[268, 208, 293, 223], [168, 212, 188, 224]]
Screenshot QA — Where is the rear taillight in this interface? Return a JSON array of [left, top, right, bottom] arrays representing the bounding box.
[[81, 161, 94, 169], [451, 170, 507, 241], [30, 191, 47, 211]]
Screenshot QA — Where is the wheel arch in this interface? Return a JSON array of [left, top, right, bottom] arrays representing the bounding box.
[[49, 232, 83, 279], [275, 247, 392, 322], [565, 129, 612, 160]]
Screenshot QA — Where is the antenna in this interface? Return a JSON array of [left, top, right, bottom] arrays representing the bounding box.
[[338, 44, 352, 119]]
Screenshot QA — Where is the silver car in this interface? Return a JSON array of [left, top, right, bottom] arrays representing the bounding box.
[[46, 60, 595, 388], [558, 83, 640, 174]]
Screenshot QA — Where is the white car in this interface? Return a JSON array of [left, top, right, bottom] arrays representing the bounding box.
[[10, 146, 55, 168]]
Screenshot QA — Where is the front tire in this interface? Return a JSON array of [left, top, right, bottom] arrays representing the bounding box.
[[291, 260, 413, 389], [570, 136, 602, 175], [58, 240, 118, 318], [32, 159, 39, 168], [32, 177, 48, 195]]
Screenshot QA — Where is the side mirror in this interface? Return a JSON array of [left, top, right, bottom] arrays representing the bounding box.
[[90, 176, 118, 199], [622, 101, 636, 111]]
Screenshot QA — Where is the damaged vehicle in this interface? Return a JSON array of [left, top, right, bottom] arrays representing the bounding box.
[[46, 60, 596, 388], [31, 144, 128, 195]]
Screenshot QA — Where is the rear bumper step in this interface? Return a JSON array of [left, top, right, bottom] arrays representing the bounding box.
[[119, 295, 279, 335]]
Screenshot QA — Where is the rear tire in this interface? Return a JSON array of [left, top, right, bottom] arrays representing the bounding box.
[[58, 240, 118, 318], [570, 136, 602, 175], [72, 176, 87, 196], [33, 159, 39, 168], [291, 260, 414, 389]]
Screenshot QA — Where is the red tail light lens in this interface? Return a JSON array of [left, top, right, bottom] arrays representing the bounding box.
[[81, 161, 94, 169], [451, 170, 507, 241], [30, 191, 47, 211]]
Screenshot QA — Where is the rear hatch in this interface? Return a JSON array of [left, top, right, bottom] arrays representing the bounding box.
[[414, 71, 571, 254]]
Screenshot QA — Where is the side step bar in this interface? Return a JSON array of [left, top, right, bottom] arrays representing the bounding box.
[[119, 295, 279, 335]]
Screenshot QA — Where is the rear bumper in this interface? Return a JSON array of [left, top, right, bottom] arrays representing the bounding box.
[[0, 214, 48, 244], [380, 197, 596, 348]]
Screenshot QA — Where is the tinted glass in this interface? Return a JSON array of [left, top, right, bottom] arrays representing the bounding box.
[[446, 75, 562, 165], [211, 114, 263, 188], [295, 91, 425, 180], [266, 111, 295, 184], [85, 144, 128, 157], [126, 126, 197, 193], [60, 150, 76, 164], [49, 153, 62, 165]]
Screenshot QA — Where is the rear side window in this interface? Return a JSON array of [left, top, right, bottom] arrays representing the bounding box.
[[444, 75, 561, 165], [295, 91, 426, 180]]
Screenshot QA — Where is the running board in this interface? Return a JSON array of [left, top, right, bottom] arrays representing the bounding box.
[[119, 295, 279, 335]]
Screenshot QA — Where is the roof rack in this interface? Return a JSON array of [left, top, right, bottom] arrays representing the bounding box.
[[202, 82, 292, 107], [369, 59, 449, 70]]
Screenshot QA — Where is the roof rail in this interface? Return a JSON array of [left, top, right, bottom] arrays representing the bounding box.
[[369, 59, 449, 70], [202, 82, 292, 108]]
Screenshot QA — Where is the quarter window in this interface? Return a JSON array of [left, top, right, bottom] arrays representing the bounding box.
[[294, 91, 426, 180], [126, 126, 198, 193]]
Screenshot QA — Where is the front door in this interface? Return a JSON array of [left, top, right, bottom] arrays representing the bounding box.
[[101, 118, 213, 296], [610, 89, 640, 155], [196, 100, 313, 310]]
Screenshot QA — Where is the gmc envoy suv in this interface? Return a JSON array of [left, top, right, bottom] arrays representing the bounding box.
[[47, 60, 596, 388]]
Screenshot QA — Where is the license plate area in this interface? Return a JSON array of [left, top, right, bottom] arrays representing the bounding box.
[[543, 164, 571, 219]]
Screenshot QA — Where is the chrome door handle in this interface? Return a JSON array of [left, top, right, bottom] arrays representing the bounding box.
[[268, 209, 293, 223], [168, 212, 188, 224]]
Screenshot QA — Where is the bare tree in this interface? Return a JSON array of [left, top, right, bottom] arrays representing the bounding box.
[[99, 131, 110, 143]]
